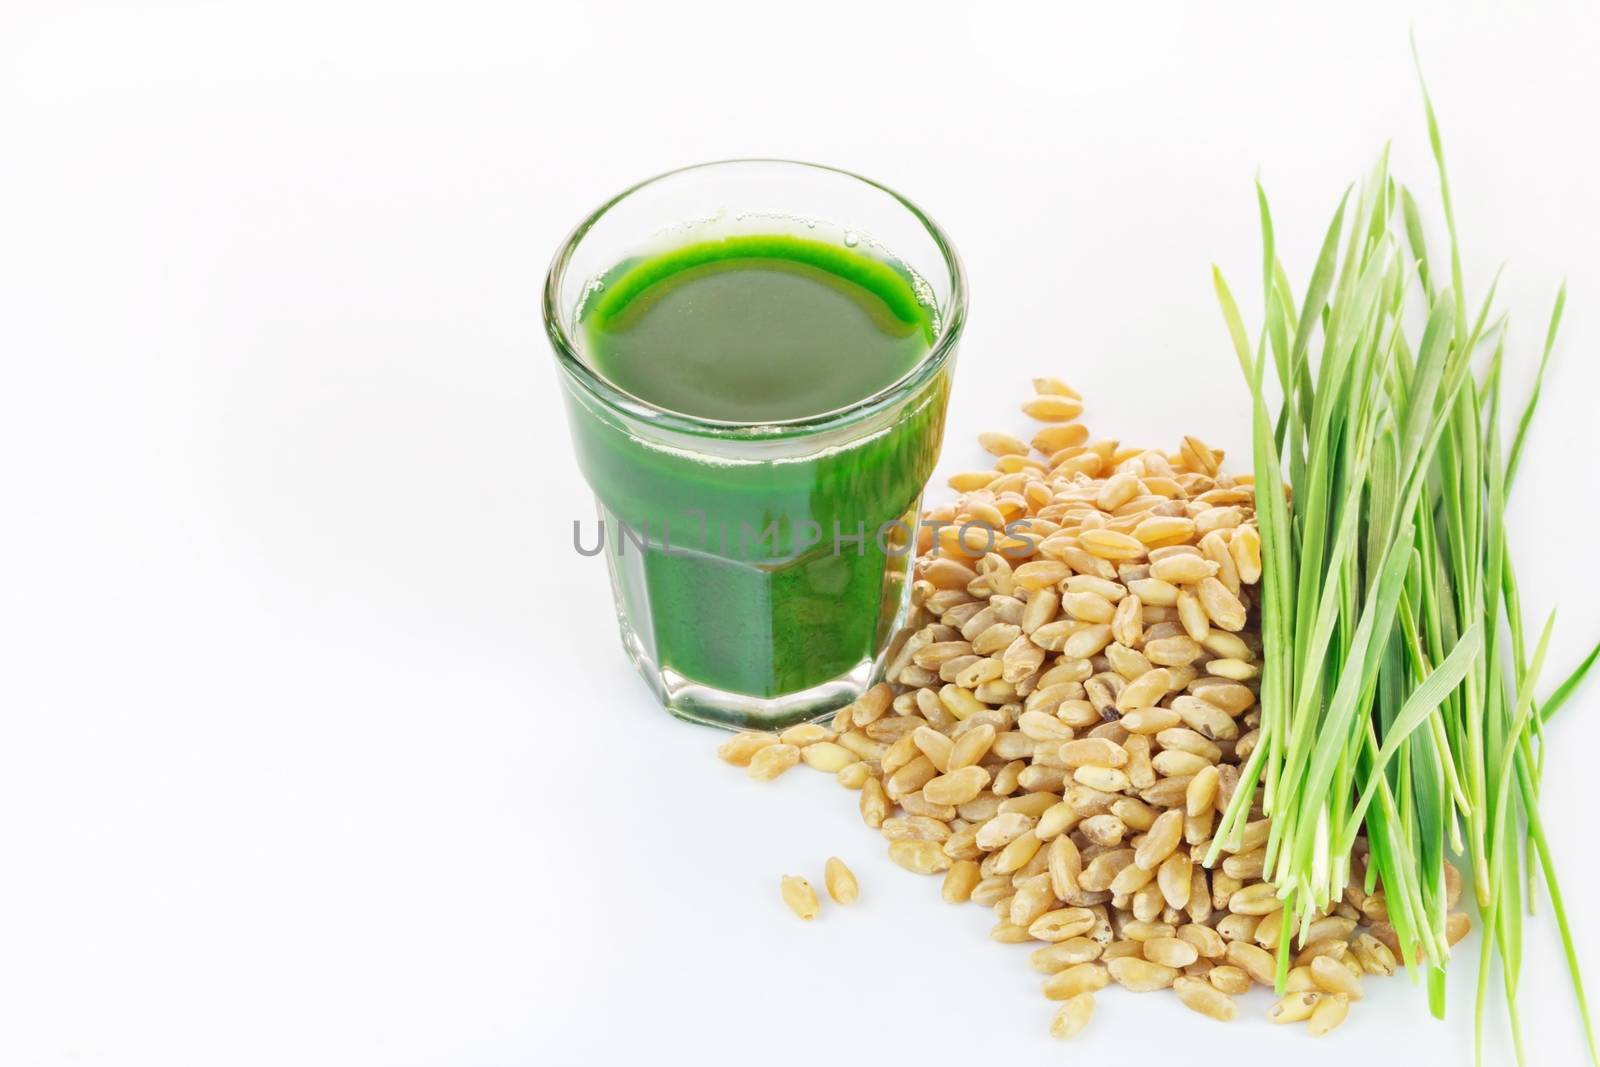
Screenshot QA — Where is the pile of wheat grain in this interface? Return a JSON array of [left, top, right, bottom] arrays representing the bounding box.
[[719, 378, 1468, 1039]]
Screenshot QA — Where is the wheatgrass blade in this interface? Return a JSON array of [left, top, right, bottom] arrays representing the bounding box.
[[1540, 638, 1600, 724]]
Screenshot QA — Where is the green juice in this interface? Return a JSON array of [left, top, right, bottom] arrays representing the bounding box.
[[561, 234, 950, 716]]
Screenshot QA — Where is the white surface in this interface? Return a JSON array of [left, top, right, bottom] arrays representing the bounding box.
[[3, 2, 1598, 1064]]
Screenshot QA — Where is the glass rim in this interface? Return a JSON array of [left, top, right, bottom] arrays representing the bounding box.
[[543, 158, 967, 439]]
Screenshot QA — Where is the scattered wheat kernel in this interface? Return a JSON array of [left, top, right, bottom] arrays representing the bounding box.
[[836, 760, 872, 789], [747, 743, 801, 781], [942, 860, 982, 903], [823, 857, 858, 905], [1031, 938, 1103, 973], [1307, 993, 1350, 1036], [888, 838, 949, 874], [1048, 992, 1095, 1040], [780, 875, 820, 920], [717, 731, 779, 767], [800, 741, 857, 773], [1042, 962, 1110, 1000], [1209, 965, 1252, 996], [1022, 394, 1085, 422], [1032, 376, 1082, 399], [1310, 954, 1363, 1000], [1107, 956, 1179, 992], [1270, 991, 1322, 1023], [1173, 975, 1237, 1021], [778, 722, 835, 747]]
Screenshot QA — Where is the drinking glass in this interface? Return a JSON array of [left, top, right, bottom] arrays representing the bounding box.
[[545, 160, 965, 730]]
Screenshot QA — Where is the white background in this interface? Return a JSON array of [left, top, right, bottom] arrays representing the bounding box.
[[3, 2, 1598, 1064]]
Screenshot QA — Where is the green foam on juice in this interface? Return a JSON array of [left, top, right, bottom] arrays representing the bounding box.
[[583, 235, 934, 423]]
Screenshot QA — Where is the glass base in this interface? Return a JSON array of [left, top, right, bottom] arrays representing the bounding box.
[[596, 490, 920, 732], [616, 614, 884, 731]]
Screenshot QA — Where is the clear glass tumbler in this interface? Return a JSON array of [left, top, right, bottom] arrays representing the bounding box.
[[545, 160, 965, 730]]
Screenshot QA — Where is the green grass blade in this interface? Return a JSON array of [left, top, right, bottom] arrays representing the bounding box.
[[1348, 622, 1483, 832], [1517, 760, 1600, 1064], [1213, 267, 1254, 379], [1400, 183, 1435, 301], [1506, 281, 1566, 492], [1540, 636, 1600, 724], [1412, 33, 1468, 341]]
